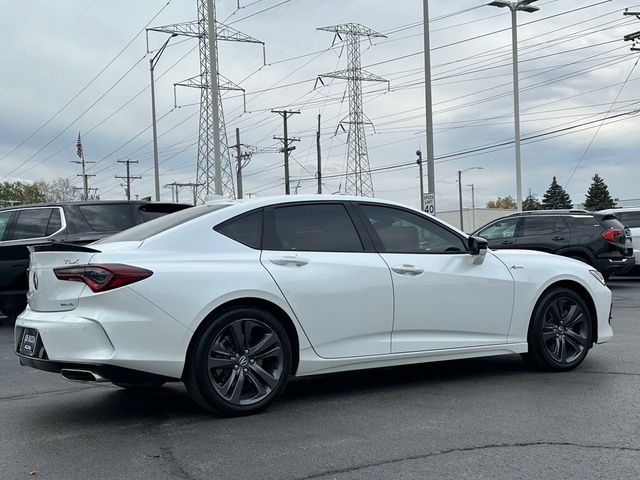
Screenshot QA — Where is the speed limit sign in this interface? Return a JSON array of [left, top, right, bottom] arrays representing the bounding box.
[[423, 193, 435, 215]]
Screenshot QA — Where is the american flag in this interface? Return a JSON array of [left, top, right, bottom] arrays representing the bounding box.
[[76, 132, 83, 159]]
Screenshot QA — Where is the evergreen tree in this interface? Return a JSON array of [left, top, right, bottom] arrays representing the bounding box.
[[583, 173, 616, 211], [523, 192, 542, 211], [542, 177, 572, 210]]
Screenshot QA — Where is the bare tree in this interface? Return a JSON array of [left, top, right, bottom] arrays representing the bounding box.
[[35, 178, 80, 202]]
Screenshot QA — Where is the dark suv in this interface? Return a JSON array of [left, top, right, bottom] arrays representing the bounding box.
[[0, 201, 190, 321], [474, 210, 634, 279]]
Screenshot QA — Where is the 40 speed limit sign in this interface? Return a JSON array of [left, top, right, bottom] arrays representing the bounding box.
[[423, 193, 436, 215]]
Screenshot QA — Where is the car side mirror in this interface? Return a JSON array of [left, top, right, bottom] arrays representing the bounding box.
[[468, 236, 488, 260]]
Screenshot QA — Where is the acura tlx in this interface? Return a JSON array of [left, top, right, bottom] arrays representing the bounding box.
[[15, 195, 613, 415]]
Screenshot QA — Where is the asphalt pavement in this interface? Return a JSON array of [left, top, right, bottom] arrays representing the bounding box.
[[1, 279, 639, 480]]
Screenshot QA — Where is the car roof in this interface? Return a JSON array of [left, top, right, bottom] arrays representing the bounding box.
[[504, 209, 591, 217], [599, 207, 640, 214]]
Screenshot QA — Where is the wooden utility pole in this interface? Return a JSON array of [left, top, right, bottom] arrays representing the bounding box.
[[272, 110, 300, 195], [116, 160, 141, 201], [235, 128, 243, 199]]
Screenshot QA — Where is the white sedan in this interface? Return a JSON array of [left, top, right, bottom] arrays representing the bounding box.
[[15, 195, 612, 415]]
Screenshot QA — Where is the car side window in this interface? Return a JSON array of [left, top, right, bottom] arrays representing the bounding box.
[[477, 218, 519, 240], [215, 210, 262, 249], [0, 211, 11, 240], [521, 216, 563, 236], [78, 205, 136, 232], [9, 208, 57, 240], [265, 204, 363, 252], [619, 212, 640, 228], [46, 209, 62, 236], [361, 204, 466, 254]]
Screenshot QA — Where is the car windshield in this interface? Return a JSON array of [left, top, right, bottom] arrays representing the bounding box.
[[94, 204, 231, 243]]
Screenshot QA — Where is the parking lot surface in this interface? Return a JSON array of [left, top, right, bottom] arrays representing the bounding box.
[[1, 279, 639, 480]]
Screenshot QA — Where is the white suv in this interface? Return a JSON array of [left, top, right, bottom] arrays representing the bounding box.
[[599, 207, 640, 265]]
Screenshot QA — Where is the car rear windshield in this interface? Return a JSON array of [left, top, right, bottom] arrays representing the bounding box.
[[594, 214, 625, 230], [139, 203, 191, 222], [95, 204, 231, 243], [78, 204, 136, 232]]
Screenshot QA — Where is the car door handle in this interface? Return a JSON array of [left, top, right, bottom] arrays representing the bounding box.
[[391, 265, 424, 276], [269, 256, 310, 267], [552, 236, 565, 241], [501, 240, 514, 245]]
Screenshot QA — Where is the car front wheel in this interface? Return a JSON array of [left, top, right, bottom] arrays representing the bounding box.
[[524, 287, 593, 371], [185, 307, 292, 416]]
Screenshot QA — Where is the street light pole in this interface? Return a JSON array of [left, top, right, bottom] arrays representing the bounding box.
[[457, 167, 483, 232], [488, 0, 539, 213], [149, 33, 176, 202]]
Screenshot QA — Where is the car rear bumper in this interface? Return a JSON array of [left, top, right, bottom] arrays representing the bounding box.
[[15, 353, 178, 383], [594, 255, 635, 276], [14, 287, 193, 379]]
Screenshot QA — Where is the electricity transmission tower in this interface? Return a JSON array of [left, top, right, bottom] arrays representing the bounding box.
[[147, 0, 265, 202], [317, 24, 388, 197]]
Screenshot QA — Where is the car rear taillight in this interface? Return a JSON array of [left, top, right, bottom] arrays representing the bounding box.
[[53, 264, 153, 292], [601, 228, 624, 243]]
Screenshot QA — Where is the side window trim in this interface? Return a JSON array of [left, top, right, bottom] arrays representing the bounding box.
[[0, 207, 66, 242], [354, 202, 469, 255]]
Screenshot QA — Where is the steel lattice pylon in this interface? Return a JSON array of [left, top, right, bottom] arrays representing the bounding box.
[[147, 1, 264, 202], [317, 24, 388, 197]]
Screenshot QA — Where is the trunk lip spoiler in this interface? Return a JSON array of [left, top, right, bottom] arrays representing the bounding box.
[[28, 243, 101, 254]]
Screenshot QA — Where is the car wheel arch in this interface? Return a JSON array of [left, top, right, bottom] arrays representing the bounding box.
[[531, 280, 598, 344], [183, 297, 301, 378]]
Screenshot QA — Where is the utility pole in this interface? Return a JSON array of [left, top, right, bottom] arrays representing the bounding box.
[[316, 114, 322, 194], [458, 170, 464, 232], [422, 0, 436, 212], [416, 150, 425, 211], [71, 132, 95, 201], [272, 110, 300, 195], [164, 182, 203, 205], [624, 9, 640, 51], [116, 160, 141, 201], [235, 128, 243, 200], [317, 24, 388, 197]]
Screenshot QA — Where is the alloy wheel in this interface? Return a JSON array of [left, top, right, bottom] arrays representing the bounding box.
[[541, 296, 590, 365], [207, 318, 284, 406]]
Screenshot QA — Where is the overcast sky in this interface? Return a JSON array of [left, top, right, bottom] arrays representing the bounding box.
[[1, 0, 639, 211]]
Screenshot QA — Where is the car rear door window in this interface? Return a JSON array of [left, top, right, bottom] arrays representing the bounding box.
[[521, 216, 562, 236], [9, 208, 57, 240], [45, 209, 62, 236], [265, 204, 363, 252], [361, 204, 466, 254], [78, 205, 136, 232], [215, 210, 262, 249]]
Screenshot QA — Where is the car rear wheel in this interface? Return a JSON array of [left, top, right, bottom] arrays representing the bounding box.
[[524, 287, 593, 372], [184, 307, 292, 416]]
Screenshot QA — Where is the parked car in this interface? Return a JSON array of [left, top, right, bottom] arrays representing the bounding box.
[[16, 196, 612, 415], [0, 201, 190, 321], [474, 210, 634, 280], [599, 207, 640, 269]]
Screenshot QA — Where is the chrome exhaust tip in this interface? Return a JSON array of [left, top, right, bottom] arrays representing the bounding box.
[[60, 369, 107, 382]]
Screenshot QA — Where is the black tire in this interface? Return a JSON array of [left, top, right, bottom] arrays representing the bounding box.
[[524, 287, 593, 372], [112, 381, 166, 389], [184, 307, 292, 416]]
